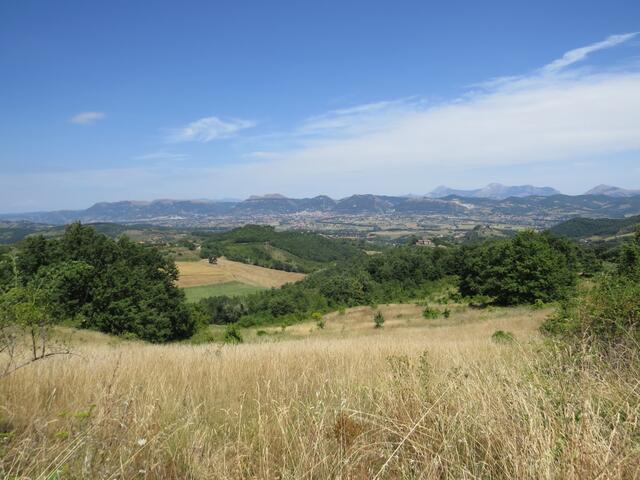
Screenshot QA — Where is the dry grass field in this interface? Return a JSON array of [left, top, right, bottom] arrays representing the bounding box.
[[1, 305, 639, 479], [176, 258, 306, 288]]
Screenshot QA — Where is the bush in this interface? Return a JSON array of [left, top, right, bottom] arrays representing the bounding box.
[[373, 311, 385, 328], [10, 224, 195, 343], [311, 311, 325, 329], [543, 275, 640, 346], [458, 231, 577, 306], [491, 330, 514, 343], [223, 324, 243, 344], [422, 306, 440, 319]]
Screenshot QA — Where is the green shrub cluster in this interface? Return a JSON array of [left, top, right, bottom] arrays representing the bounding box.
[[0, 223, 194, 342], [542, 228, 640, 347], [198, 225, 365, 273], [457, 231, 578, 305], [198, 231, 584, 328]]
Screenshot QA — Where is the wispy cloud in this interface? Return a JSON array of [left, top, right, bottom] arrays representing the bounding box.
[[542, 32, 638, 73], [239, 33, 640, 182], [168, 116, 255, 143], [243, 151, 283, 160], [298, 98, 422, 137], [69, 111, 106, 125], [133, 151, 188, 161], [6, 33, 640, 211]]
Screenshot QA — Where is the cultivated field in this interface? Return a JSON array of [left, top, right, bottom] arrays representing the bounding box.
[[183, 282, 266, 303], [176, 258, 306, 288], [2, 305, 638, 479]]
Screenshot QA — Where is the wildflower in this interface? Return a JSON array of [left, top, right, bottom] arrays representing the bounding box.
[[137, 438, 147, 447]]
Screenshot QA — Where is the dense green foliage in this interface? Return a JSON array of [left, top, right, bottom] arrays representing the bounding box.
[[543, 228, 640, 347], [457, 231, 579, 305], [617, 227, 640, 279], [2, 223, 596, 342], [196, 231, 586, 327], [197, 244, 456, 326], [0, 223, 194, 342], [549, 215, 640, 240], [0, 222, 51, 245], [198, 225, 365, 272]]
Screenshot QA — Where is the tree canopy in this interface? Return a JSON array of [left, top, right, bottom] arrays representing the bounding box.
[[2, 223, 194, 342]]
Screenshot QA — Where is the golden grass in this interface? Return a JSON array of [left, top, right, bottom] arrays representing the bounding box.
[[1, 306, 639, 479], [176, 258, 306, 288]]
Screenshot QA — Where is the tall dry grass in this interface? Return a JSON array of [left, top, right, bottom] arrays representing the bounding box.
[[1, 308, 638, 479]]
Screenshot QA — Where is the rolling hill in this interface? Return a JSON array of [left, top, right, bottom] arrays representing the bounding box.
[[549, 214, 640, 240], [198, 224, 366, 273]]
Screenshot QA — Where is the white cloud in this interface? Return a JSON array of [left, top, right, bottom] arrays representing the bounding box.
[[133, 151, 188, 161], [542, 32, 638, 74], [297, 98, 422, 138], [232, 33, 640, 188], [69, 111, 106, 125], [243, 151, 283, 160], [168, 116, 255, 143], [5, 33, 640, 211]]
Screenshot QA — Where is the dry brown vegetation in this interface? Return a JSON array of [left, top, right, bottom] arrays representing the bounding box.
[[1, 306, 639, 479], [176, 258, 306, 288]]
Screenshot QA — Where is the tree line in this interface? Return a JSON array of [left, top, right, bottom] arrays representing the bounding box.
[[197, 231, 592, 328], [2, 223, 624, 344]]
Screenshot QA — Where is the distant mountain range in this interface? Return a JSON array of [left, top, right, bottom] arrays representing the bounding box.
[[2, 184, 639, 226], [426, 183, 562, 199], [2, 189, 640, 226]]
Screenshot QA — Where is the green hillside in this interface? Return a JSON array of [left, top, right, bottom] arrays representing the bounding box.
[[198, 225, 365, 273], [549, 215, 640, 239]]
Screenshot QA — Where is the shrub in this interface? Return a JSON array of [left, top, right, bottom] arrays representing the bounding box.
[[491, 330, 514, 343], [10, 223, 196, 342], [532, 299, 546, 310], [311, 311, 325, 329], [422, 306, 440, 319], [188, 327, 216, 344], [373, 311, 385, 328], [543, 275, 640, 346], [223, 324, 243, 344]]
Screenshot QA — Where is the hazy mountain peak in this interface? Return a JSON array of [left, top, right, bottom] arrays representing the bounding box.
[[584, 185, 640, 197], [427, 183, 561, 200], [247, 193, 289, 200]]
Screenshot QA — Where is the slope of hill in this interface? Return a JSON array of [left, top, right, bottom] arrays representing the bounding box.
[[0, 221, 52, 244], [198, 225, 365, 272], [583, 185, 640, 197], [549, 214, 640, 239]]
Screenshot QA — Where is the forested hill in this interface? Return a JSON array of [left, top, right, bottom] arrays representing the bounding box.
[[549, 215, 640, 240], [198, 225, 366, 273]]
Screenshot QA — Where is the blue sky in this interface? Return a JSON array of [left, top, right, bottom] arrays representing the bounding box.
[[1, 0, 640, 212]]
